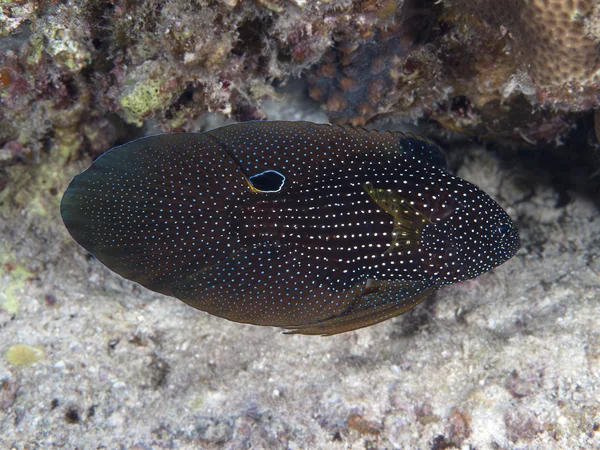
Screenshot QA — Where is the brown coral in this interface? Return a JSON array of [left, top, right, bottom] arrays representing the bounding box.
[[307, 19, 414, 126], [307, 0, 600, 144], [458, 0, 600, 87], [307, 0, 441, 126]]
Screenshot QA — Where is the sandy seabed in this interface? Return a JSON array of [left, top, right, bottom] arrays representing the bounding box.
[[1, 94, 599, 449]]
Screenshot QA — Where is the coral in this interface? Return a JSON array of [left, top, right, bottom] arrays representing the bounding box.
[[308, 0, 600, 144], [0, 0, 599, 173], [456, 0, 600, 88], [39, 4, 93, 73], [2, 0, 399, 169], [0, 1, 40, 37], [307, 18, 414, 126]]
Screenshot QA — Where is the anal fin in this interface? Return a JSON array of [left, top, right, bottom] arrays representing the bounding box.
[[283, 281, 437, 336]]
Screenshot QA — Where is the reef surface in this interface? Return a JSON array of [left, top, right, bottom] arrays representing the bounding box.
[[1, 0, 600, 171]]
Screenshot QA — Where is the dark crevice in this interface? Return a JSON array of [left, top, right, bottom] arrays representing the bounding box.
[[231, 17, 273, 57]]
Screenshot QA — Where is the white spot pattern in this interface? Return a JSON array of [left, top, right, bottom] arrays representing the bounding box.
[[61, 121, 520, 334]]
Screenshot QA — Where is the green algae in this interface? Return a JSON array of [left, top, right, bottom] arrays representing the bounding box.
[[118, 59, 180, 128], [119, 78, 168, 126]]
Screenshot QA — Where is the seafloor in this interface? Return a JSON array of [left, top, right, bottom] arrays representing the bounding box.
[[1, 90, 599, 449]]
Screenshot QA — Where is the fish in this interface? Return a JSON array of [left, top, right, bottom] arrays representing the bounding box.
[[60, 121, 520, 335]]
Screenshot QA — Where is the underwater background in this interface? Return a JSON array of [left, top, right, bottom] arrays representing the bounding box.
[[1, 1, 600, 448]]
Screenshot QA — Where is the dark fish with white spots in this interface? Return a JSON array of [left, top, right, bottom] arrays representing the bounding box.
[[60, 121, 520, 335]]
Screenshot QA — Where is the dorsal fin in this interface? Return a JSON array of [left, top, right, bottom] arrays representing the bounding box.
[[203, 122, 448, 189], [394, 131, 448, 170]]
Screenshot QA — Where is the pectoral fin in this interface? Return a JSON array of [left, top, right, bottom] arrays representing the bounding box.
[[363, 183, 433, 254]]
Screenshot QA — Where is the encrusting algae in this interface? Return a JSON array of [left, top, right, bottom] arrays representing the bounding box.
[[60, 121, 520, 335]]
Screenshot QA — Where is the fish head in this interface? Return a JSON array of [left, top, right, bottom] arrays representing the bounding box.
[[424, 183, 520, 285]]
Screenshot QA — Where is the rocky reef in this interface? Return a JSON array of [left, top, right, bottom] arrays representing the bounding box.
[[0, 0, 599, 171], [309, 0, 600, 143]]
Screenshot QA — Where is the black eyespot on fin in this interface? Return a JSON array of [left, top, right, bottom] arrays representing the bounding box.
[[248, 170, 286, 193]]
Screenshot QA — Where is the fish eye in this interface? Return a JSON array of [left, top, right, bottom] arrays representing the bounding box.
[[248, 170, 286, 193]]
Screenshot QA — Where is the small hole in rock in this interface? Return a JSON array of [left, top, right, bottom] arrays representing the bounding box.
[[65, 407, 80, 424]]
